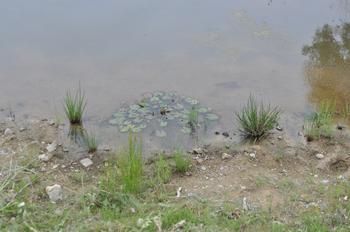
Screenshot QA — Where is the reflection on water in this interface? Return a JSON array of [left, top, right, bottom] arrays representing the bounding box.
[[303, 23, 350, 122]]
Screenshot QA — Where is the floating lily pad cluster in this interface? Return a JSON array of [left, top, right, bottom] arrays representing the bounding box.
[[109, 91, 219, 137]]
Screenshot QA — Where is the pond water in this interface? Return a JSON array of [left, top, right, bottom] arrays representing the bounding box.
[[1, 0, 350, 150]]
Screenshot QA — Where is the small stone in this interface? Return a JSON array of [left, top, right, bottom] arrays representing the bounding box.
[[215, 131, 220, 135], [315, 153, 324, 159], [130, 208, 136, 213], [277, 136, 282, 140], [62, 147, 69, 152], [38, 153, 52, 162], [80, 158, 93, 168], [249, 153, 256, 159], [19, 127, 26, 132], [45, 184, 63, 202], [46, 142, 57, 153], [222, 132, 229, 137], [344, 196, 348, 201], [337, 124, 346, 130], [4, 128, 13, 136], [242, 197, 249, 211], [276, 126, 283, 131], [200, 166, 207, 171], [196, 158, 204, 164], [48, 120, 56, 126], [173, 220, 186, 230], [0, 148, 10, 156], [193, 148, 203, 154], [222, 153, 232, 160], [321, 179, 329, 184]]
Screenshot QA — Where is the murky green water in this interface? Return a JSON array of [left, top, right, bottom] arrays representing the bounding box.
[[0, 0, 349, 149]]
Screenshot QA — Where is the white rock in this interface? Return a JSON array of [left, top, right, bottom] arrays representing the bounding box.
[[80, 158, 93, 168], [45, 184, 63, 202], [242, 197, 249, 211], [321, 179, 329, 184], [4, 128, 13, 136], [315, 153, 324, 159], [249, 153, 256, 159], [38, 153, 52, 162], [221, 153, 232, 160], [200, 166, 207, 171], [46, 142, 57, 153]]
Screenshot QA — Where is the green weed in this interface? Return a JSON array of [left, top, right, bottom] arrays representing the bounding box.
[[173, 150, 191, 174], [83, 130, 98, 153], [236, 95, 280, 140], [155, 154, 172, 184], [64, 86, 86, 125]]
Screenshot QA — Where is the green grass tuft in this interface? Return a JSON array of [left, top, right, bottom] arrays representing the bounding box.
[[64, 86, 86, 125], [83, 130, 98, 153], [118, 134, 143, 194], [155, 154, 172, 184], [236, 95, 280, 140], [173, 150, 191, 174], [304, 101, 334, 141]]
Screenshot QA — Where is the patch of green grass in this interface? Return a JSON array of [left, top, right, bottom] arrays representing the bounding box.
[[173, 150, 191, 174], [64, 86, 86, 125], [236, 95, 280, 140], [188, 106, 199, 132], [155, 154, 172, 184], [118, 134, 143, 194], [83, 130, 98, 153], [304, 101, 334, 141]]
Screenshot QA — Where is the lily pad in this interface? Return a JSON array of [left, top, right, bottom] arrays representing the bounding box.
[[155, 130, 167, 138], [181, 127, 192, 134], [205, 113, 219, 121]]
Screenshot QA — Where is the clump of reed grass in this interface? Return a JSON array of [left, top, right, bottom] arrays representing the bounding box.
[[236, 95, 280, 140], [304, 101, 334, 141], [83, 131, 98, 153], [188, 107, 199, 132], [64, 86, 86, 125], [155, 154, 172, 184], [118, 134, 143, 194], [173, 150, 191, 174]]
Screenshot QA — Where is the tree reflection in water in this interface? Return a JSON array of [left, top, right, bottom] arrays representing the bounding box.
[[303, 23, 350, 123]]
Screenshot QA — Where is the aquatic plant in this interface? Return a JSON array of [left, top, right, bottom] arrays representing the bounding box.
[[155, 154, 172, 184], [173, 150, 191, 174], [118, 134, 143, 194], [109, 91, 218, 136], [304, 101, 334, 141], [187, 107, 199, 133], [83, 130, 98, 153], [236, 95, 280, 140], [64, 86, 86, 125]]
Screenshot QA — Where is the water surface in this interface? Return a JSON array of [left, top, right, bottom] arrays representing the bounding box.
[[1, 0, 349, 149]]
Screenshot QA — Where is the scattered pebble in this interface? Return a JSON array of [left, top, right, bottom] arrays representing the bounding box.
[[276, 126, 283, 131], [221, 153, 232, 160], [4, 128, 13, 136], [242, 197, 249, 211], [176, 187, 182, 198], [200, 166, 207, 171], [45, 184, 63, 203], [321, 179, 329, 184], [315, 153, 324, 159], [80, 158, 93, 168], [222, 132, 229, 137], [46, 142, 57, 153], [19, 127, 26, 132], [38, 153, 52, 162], [277, 136, 282, 140], [193, 148, 203, 155], [249, 153, 256, 159], [214, 131, 220, 135]]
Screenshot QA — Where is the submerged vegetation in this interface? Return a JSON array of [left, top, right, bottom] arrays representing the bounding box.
[[83, 130, 98, 153], [236, 95, 280, 140], [64, 86, 86, 125], [109, 91, 218, 136], [304, 101, 335, 141]]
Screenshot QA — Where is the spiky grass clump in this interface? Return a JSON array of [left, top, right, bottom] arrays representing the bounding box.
[[155, 154, 172, 184], [64, 86, 86, 125], [118, 134, 143, 194], [187, 107, 199, 132], [236, 95, 280, 140], [83, 131, 98, 153], [173, 150, 190, 174], [304, 101, 334, 141]]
